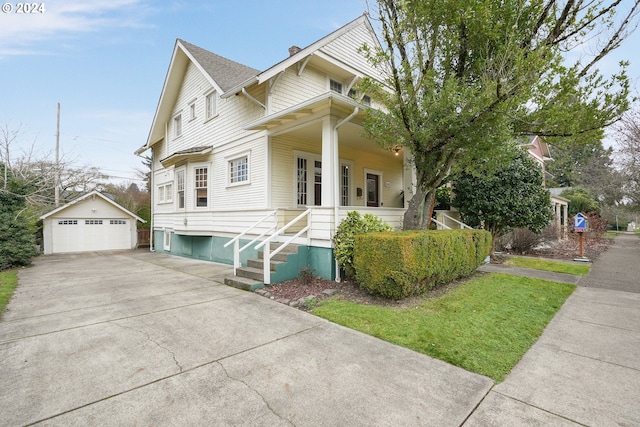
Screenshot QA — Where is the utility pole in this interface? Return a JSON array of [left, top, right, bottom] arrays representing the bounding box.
[[55, 102, 60, 207]]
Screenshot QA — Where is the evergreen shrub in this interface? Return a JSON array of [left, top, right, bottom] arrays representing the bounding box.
[[354, 229, 491, 299], [333, 211, 393, 277]]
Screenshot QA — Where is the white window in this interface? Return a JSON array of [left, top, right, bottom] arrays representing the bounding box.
[[58, 220, 78, 225], [173, 114, 182, 138], [157, 183, 173, 204], [176, 169, 185, 209], [195, 167, 208, 207], [110, 220, 127, 225], [295, 154, 322, 207], [341, 163, 351, 206], [189, 101, 196, 121], [85, 220, 103, 225], [330, 79, 343, 94], [206, 91, 217, 120], [229, 156, 249, 185]]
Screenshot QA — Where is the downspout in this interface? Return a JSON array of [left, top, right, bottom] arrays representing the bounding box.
[[332, 107, 359, 282], [149, 149, 154, 252]]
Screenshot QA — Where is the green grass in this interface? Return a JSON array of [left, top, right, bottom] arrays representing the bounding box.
[[504, 256, 590, 276], [313, 273, 575, 382], [0, 269, 19, 318]]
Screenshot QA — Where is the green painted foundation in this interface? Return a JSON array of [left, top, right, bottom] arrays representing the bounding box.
[[152, 230, 336, 283]]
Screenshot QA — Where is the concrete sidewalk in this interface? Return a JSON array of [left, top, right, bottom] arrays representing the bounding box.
[[0, 250, 492, 426], [467, 233, 640, 426]]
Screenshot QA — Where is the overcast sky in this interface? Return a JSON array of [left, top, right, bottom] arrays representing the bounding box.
[[0, 0, 638, 185]]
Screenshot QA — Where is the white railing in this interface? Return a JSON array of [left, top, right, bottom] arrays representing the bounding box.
[[223, 210, 278, 275], [440, 212, 473, 229], [255, 208, 311, 284], [432, 217, 451, 230]]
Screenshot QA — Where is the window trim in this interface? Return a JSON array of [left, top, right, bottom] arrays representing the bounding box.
[[227, 152, 250, 187], [157, 182, 173, 204], [329, 78, 343, 94], [173, 113, 183, 139], [194, 165, 209, 208], [205, 90, 218, 121], [188, 99, 197, 121], [175, 168, 186, 210]]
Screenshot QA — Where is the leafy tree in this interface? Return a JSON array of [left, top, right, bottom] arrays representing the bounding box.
[[102, 182, 151, 225], [560, 188, 601, 217], [0, 183, 38, 270], [362, 0, 637, 230], [452, 145, 553, 250], [616, 108, 640, 208]]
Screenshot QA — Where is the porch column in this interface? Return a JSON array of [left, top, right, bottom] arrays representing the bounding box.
[[321, 116, 338, 208], [553, 202, 562, 240], [563, 203, 568, 239]]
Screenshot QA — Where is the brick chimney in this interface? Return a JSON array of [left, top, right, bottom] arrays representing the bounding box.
[[288, 45, 302, 56]]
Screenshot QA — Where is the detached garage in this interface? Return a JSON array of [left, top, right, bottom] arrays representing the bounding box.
[[40, 191, 146, 255]]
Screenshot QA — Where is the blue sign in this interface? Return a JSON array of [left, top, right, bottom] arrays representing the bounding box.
[[574, 213, 586, 232]]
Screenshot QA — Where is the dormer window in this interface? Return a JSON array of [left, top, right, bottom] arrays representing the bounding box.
[[330, 79, 343, 94]]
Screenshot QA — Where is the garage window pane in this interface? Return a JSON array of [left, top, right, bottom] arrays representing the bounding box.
[[85, 220, 103, 225], [110, 220, 127, 225]]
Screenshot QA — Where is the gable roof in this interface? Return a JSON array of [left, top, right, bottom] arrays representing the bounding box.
[[139, 13, 382, 152], [223, 14, 383, 97], [40, 190, 146, 223], [178, 39, 260, 92]]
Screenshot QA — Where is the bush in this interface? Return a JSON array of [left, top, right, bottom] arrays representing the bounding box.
[[354, 229, 492, 299], [0, 193, 38, 270], [499, 228, 545, 253], [333, 211, 393, 277]]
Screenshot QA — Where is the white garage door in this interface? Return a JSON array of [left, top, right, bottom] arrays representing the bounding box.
[[51, 219, 131, 253]]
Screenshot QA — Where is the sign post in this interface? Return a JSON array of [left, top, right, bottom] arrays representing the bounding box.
[[573, 213, 588, 260]]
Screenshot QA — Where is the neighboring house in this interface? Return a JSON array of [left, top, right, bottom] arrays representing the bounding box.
[[40, 190, 146, 255], [523, 135, 569, 239], [136, 15, 411, 287]]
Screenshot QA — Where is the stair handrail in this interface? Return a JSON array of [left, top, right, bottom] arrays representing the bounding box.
[[431, 217, 451, 230], [441, 212, 473, 229], [255, 208, 312, 284], [223, 209, 278, 274]]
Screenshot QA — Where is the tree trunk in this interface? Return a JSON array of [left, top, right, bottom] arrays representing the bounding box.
[[403, 186, 436, 230]]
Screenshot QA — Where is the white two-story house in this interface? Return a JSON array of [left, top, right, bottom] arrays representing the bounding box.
[[137, 15, 413, 288]]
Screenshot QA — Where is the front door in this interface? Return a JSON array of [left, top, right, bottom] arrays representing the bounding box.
[[366, 173, 380, 207]]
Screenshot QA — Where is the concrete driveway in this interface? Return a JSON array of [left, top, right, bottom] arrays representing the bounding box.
[[1, 250, 492, 426]]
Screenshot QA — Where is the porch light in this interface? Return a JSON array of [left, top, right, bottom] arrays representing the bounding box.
[[393, 146, 401, 156]]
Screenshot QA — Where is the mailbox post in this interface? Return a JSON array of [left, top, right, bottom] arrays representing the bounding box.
[[573, 213, 588, 258]]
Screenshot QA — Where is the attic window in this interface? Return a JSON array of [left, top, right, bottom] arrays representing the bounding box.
[[173, 114, 183, 138], [330, 79, 343, 94], [205, 91, 217, 120]]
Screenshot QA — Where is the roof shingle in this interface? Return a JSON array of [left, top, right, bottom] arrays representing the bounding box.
[[178, 39, 260, 92]]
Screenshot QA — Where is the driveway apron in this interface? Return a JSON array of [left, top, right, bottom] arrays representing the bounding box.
[[1, 250, 492, 426]]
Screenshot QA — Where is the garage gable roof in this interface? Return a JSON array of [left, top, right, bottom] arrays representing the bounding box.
[[40, 190, 146, 223]]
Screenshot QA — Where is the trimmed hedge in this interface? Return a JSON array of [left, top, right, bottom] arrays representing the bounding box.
[[354, 229, 492, 299]]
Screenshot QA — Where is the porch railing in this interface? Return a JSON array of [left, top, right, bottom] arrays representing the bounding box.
[[223, 210, 278, 275], [255, 208, 311, 284]]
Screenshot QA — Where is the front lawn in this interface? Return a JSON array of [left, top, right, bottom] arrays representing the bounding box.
[[0, 269, 18, 318], [504, 256, 590, 276], [313, 273, 575, 382]]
